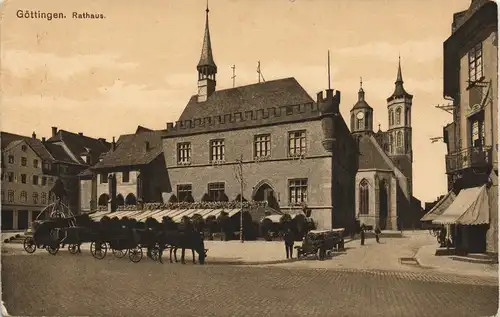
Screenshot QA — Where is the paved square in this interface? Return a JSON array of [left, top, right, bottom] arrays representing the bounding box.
[[1, 249, 498, 317]]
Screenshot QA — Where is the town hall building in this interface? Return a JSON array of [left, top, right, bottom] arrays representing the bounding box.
[[161, 6, 359, 230]]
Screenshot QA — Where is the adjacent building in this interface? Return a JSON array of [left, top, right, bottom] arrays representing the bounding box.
[[1, 132, 57, 230], [425, 0, 498, 254], [78, 127, 169, 213]]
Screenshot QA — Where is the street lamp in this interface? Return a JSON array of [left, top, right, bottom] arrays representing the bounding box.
[[234, 154, 246, 243]]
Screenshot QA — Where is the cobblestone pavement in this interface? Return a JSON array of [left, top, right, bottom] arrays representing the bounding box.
[[2, 252, 498, 317]]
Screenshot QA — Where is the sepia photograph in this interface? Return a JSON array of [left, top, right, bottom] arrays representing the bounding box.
[[0, 0, 498, 316]]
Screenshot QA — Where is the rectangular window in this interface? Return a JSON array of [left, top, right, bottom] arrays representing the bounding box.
[[177, 184, 193, 202], [42, 177, 47, 186], [43, 162, 51, 170], [122, 171, 130, 183], [33, 159, 39, 168], [20, 191, 27, 203], [177, 142, 192, 164], [288, 130, 306, 157], [210, 139, 225, 162], [21, 174, 27, 184], [7, 172, 14, 182], [33, 192, 38, 205], [100, 173, 108, 184], [468, 42, 483, 83], [41, 192, 47, 204], [254, 134, 271, 158], [21, 157, 27, 166], [8, 190, 14, 202], [289, 179, 308, 204], [469, 111, 485, 148], [8, 155, 14, 164], [357, 119, 364, 130], [1, 190, 3, 202], [32, 175, 39, 185], [208, 182, 225, 201]]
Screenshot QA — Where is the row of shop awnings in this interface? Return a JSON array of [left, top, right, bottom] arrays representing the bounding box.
[[90, 208, 242, 223], [421, 185, 490, 225]]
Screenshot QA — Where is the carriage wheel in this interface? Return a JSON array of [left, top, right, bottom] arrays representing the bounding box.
[[112, 249, 128, 258], [149, 245, 161, 262], [68, 244, 79, 255], [23, 237, 37, 254], [128, 247, 143, 263], [47, 244, 59, 255], [90, 242, 107, 260]]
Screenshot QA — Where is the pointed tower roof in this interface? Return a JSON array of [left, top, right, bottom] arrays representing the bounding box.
[[197, 3, 217, 70], [387, 56, 413, 102], [352, 77, 373, 110]]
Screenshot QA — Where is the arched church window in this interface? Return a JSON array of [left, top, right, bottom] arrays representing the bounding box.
[[365, 112, 370, 130], [389, 110, 394, 126], [357, 118, 364, 130], [388, 135, 393, 153], [396, 131, 402, 148], [359, 179, 369, 215], [396, 108, 401, 125], [405, 108, 410, 125]]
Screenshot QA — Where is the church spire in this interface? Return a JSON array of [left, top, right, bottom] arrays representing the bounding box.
[[387, 55, 412, 102], [358, 76, 365, 101], [395, 55, 403, 84], [197, 1, 217, 70]]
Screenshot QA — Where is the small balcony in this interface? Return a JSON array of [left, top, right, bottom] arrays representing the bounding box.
[[445, 146, 493, 174]]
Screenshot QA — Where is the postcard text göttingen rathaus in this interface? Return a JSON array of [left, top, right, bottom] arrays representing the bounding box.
[[16, 10, 106, 20]]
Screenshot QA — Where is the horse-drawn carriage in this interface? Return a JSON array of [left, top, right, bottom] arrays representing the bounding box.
[[23, 200, 82, 255], [295, 228, 345, 260]]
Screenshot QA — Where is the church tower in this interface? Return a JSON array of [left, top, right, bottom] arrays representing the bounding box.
[[197, 4, 217, 103], [386, 57, 413, 159], [350, 78, 374, 136]]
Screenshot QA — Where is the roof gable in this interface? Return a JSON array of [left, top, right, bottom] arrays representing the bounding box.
[[92, 130, 167, 169], [1, 132, 54, 162], [358, 135, 392, 170], [47, 130, 111, 165]]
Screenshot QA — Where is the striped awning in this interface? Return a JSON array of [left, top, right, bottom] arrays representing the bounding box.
[[433, 185, 489, 225], [421, 191, 456, 222]]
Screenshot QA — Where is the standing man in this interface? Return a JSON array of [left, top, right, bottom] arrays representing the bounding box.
[[284, 228, 294, 259], [374, 226, 381, 243], [360, 224, 366, 246]]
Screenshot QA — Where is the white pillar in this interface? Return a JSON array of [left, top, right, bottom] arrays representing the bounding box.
[[12, 209, 18, 230]]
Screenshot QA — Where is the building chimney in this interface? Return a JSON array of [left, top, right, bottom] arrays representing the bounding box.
[[51, 127, 58, 137], [42, 137, 46, 143], [112, 137, 116, 151], [78, 132, 83, 136], [145, 141, 150, 151], [32, 132, 36, 139], [98, 138, 106, 143]]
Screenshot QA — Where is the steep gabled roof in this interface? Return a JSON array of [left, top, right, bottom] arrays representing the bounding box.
[[44, 142, 76, 164], [136, 126, 154, 134], [358, 135, 393, 170], [47, 130, 111, 165], [178, 77, 315, 121], [0, 132, 54, 162], [92, 130, 167, 169]]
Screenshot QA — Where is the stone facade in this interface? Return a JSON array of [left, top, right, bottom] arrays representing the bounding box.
[[442, 0, 498, 253], [1, 138, 56, 230]]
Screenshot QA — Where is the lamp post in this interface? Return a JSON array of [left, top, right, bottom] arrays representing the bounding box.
[[234, 154, 246, 243]]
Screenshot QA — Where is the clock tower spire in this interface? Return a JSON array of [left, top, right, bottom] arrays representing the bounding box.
[[350, 77, 373, 135], [197, 1, 217, 103]]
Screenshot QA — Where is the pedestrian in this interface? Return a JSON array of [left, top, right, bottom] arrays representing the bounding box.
[[374, 226, 381, 243], [284, 228, 294, 259], [360, 224, 365, 246]]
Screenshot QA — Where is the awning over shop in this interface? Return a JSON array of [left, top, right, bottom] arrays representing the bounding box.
[[432, 185, 489, 225], [421, 191, 457, 222]]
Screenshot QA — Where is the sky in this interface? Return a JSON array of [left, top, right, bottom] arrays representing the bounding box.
[[0, 0, 473, 203]]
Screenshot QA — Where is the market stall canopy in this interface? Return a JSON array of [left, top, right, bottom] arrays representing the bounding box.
[[432, 185, 489, 225], [421, 191, 457, 222]]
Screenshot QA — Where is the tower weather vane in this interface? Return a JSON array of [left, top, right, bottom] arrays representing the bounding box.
[[231, 65, 236, 87]]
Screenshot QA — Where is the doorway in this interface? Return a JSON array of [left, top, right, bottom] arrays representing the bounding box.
[[253, 183, 280, 211]]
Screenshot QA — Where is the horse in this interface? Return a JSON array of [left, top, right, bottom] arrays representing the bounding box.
[[159, 229, 206, 265]]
